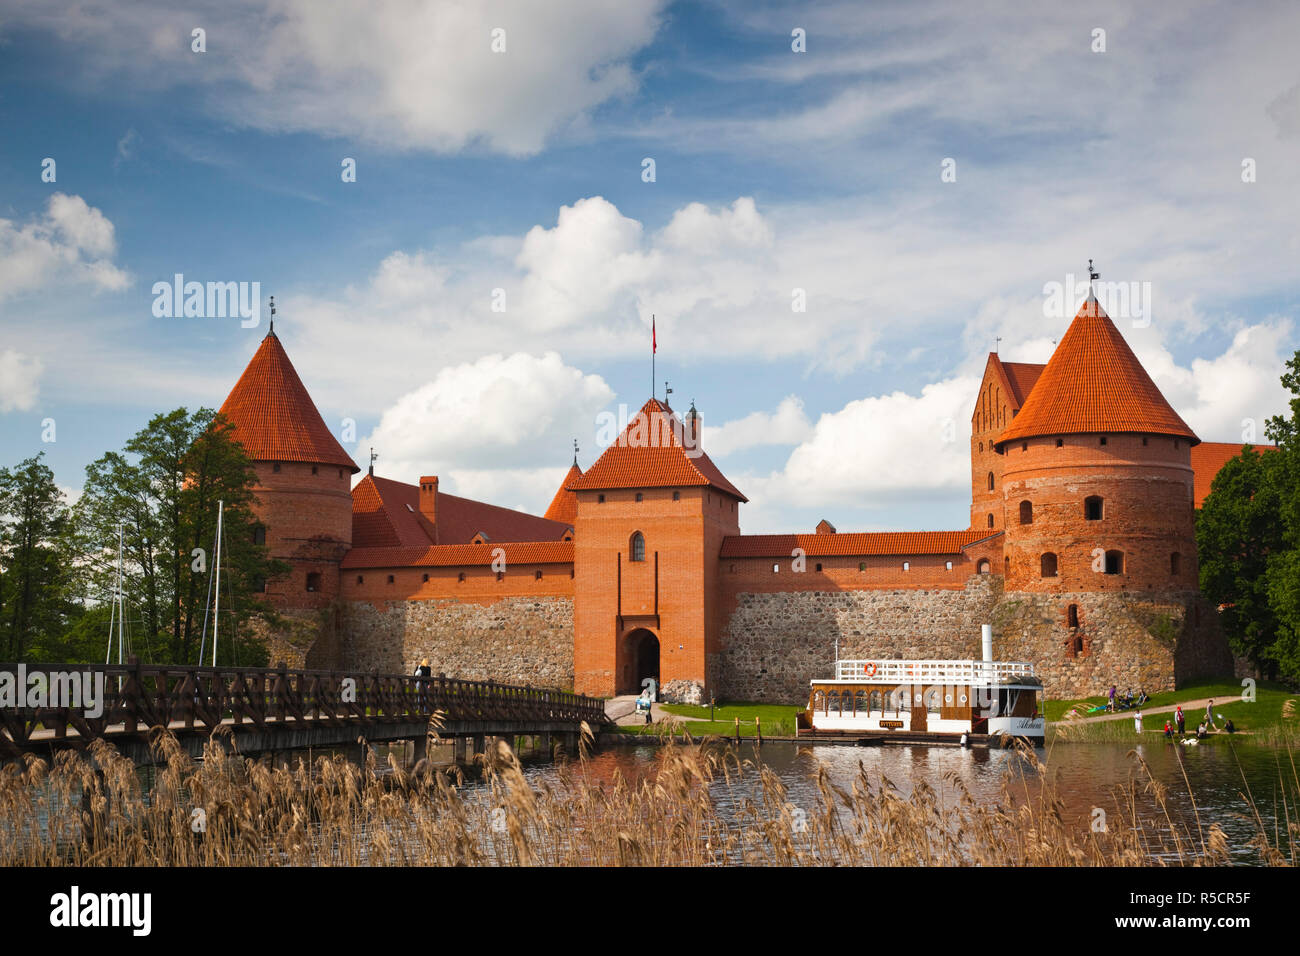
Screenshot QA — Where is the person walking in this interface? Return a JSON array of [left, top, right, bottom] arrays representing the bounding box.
[[1175, 705, 1185, 735], [414, 658, 432, 699], [1205, 699, 1217, 731]]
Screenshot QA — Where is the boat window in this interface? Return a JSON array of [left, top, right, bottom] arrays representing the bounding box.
[[855, 690, 868, 715], [870, 690, 882, 715], [828, 691, 841, 715], [813, 690, 825, 713]]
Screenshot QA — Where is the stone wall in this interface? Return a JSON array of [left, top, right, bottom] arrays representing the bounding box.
[[341, 597, 574, 689], [718, 575, 1003, 703], [717, 575, 1232, 704]]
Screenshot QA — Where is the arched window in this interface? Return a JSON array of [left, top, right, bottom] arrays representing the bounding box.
[[1019, 500, 1033, 524], [305, 572, 321, 592], [828, 691, 842, 716], [1085, 496, 1104, 521], [987, 513, 994, 528], [1170, 552, 1181, 575], [855, 690, 868, 715], [1068, 604, 1079, 628], [629, 532, 646, 562], [457, 572, 466, 582], [1040, 552, 1058, 578], [987, 472, 995, 491], [1104, 550, 1124, 575], [535, 570, 543, 580], [979, 441, 984, 452], [977, 559, 990, 574]]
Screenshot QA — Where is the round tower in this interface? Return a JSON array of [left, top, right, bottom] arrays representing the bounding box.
[[995, 296, 1199, 596], [219, 327, 359, 612]]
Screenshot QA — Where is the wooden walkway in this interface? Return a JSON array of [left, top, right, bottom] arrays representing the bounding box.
[[1, 659, 607, 764]]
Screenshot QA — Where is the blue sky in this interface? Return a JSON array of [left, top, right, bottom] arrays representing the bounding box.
[[1, 0, 1298, 534]]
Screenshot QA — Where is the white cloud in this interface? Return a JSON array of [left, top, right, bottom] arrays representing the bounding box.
[[10, 0, 666, 156], [363, 352, 613, 509], [705, 396, 812, 458], [0, 194, 129, 302], [0, 350, 43, 413]]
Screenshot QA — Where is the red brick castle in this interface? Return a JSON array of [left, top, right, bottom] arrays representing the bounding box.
[[218, 295, 1239, 702]]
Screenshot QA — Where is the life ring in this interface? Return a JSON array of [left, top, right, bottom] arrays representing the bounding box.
[[865, 662, 877, 677]]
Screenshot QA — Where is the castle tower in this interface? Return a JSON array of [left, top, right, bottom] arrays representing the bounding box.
[[568, 399, 745, 702], [994, 296, 1199, 595], [970, 354, 1044, 531], [219, 328, 359, 612]]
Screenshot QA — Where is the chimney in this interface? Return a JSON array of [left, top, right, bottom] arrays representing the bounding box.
[[419, 475, 438, 533]]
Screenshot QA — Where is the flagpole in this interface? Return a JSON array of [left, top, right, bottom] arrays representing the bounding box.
[[651, 314, 655, 400]]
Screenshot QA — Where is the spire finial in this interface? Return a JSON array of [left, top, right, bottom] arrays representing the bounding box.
[[664, 381, 672, 406], [573, 438, 579, 467], [1088, 258, 1099, 295], [268, 295, 276, 335], [368, 447, 377, 477]]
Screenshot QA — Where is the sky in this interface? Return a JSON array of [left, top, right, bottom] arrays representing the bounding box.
[[1, 0, 1297, 535]]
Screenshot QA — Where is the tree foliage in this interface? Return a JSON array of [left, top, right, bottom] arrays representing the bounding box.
[[0, 453, 80, 660], [1198, 348, 1300, 684], [73, 408, 286, 665]]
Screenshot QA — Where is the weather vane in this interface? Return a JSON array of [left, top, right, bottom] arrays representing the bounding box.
[[269, 295, 276, 333], [573, 438, 579, 466]]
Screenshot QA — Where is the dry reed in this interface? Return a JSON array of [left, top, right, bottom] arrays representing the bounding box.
[[0, 726, 1293, 867]]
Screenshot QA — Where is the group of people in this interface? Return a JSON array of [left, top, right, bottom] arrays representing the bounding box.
[[1155, 700, 1236, 739], [1106, 685, 1150, 711]]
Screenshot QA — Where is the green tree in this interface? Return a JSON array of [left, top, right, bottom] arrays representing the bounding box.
[[74, 408, 286, 665], [0, 453, 79, 660], [1196, 446, 1284, 676], [1264, 350, 1300, 684]]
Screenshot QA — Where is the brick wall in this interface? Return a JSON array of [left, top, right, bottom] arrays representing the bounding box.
[[718, 574, 1003, 703], [341, 596, 575, 688], [1001, 433, 1198, 592]]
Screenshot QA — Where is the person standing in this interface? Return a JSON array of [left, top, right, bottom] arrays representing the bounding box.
[[1108, 685, 1116, 712], [1134, 709, 1143, 735], [1163, 720, 1172, 739], [1175, 705, 1185, 735]]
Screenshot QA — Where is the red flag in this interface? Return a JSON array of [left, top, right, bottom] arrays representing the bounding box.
[[652, 315, 657, 354]]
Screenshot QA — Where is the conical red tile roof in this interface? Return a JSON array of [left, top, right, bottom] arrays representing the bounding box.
[[219, 332, 359, 471], [996, 297, 1198, 447], [568, 398, 747, 501], [543, 463, 582, 524]]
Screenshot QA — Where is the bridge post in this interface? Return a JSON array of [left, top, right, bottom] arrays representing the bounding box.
[[472, 734, 485, 762], [412, 734, 428, 766], [539, 731, 552, 758]]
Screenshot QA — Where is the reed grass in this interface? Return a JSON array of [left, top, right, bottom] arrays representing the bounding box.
[[0, 722, 1294, 866]]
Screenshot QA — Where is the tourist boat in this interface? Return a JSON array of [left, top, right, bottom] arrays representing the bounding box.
[[796, 626, 1045, 746]]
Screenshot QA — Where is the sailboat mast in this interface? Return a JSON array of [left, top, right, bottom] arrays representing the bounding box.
[[212, 500, 223, 667]]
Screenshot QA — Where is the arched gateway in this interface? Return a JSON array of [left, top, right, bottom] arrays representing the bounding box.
[[620, 628, 660, 696]]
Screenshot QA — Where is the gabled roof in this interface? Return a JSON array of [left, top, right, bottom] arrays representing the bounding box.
[[1001, 361, 1046, 408], [219, 331, 359, 472], [341, 540, 574, 570], [720, 530, 988, 558], [351, 474, 572, 549], [1189, 441, 1279, 508], [568, 398, 747, 501], [543, 463, 582, 525], [997, 297, 1198, 447]]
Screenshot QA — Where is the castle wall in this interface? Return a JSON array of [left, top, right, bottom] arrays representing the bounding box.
[[716, 573, 1229, 704], [341, 596, 575, 688], [718, 574, 1003, 703]]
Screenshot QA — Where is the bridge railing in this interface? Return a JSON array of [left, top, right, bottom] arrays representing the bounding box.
[[0, 659, 607, 750]]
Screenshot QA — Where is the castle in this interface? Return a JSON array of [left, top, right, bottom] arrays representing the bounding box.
[[217, 294, 1238, 702]]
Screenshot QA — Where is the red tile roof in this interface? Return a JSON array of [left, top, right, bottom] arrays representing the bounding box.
[[219, 332, 359, 471], [351, 474, 572, 550], [341, 540, 573, 569], [568, 399, 748, 501], [720, 530, 990, 558], [997, 298, 1198, 447], [1190, 441, 1278, 508], [1000, 361, 1046, 408], [543, 463, 582, 525]]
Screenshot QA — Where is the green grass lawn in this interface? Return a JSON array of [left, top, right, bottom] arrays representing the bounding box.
[[1049, 679, 1299, 743], [612, 701, 804, 737]]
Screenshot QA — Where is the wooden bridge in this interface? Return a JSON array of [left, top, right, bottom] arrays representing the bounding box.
[[0, 659, 609, 766]]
